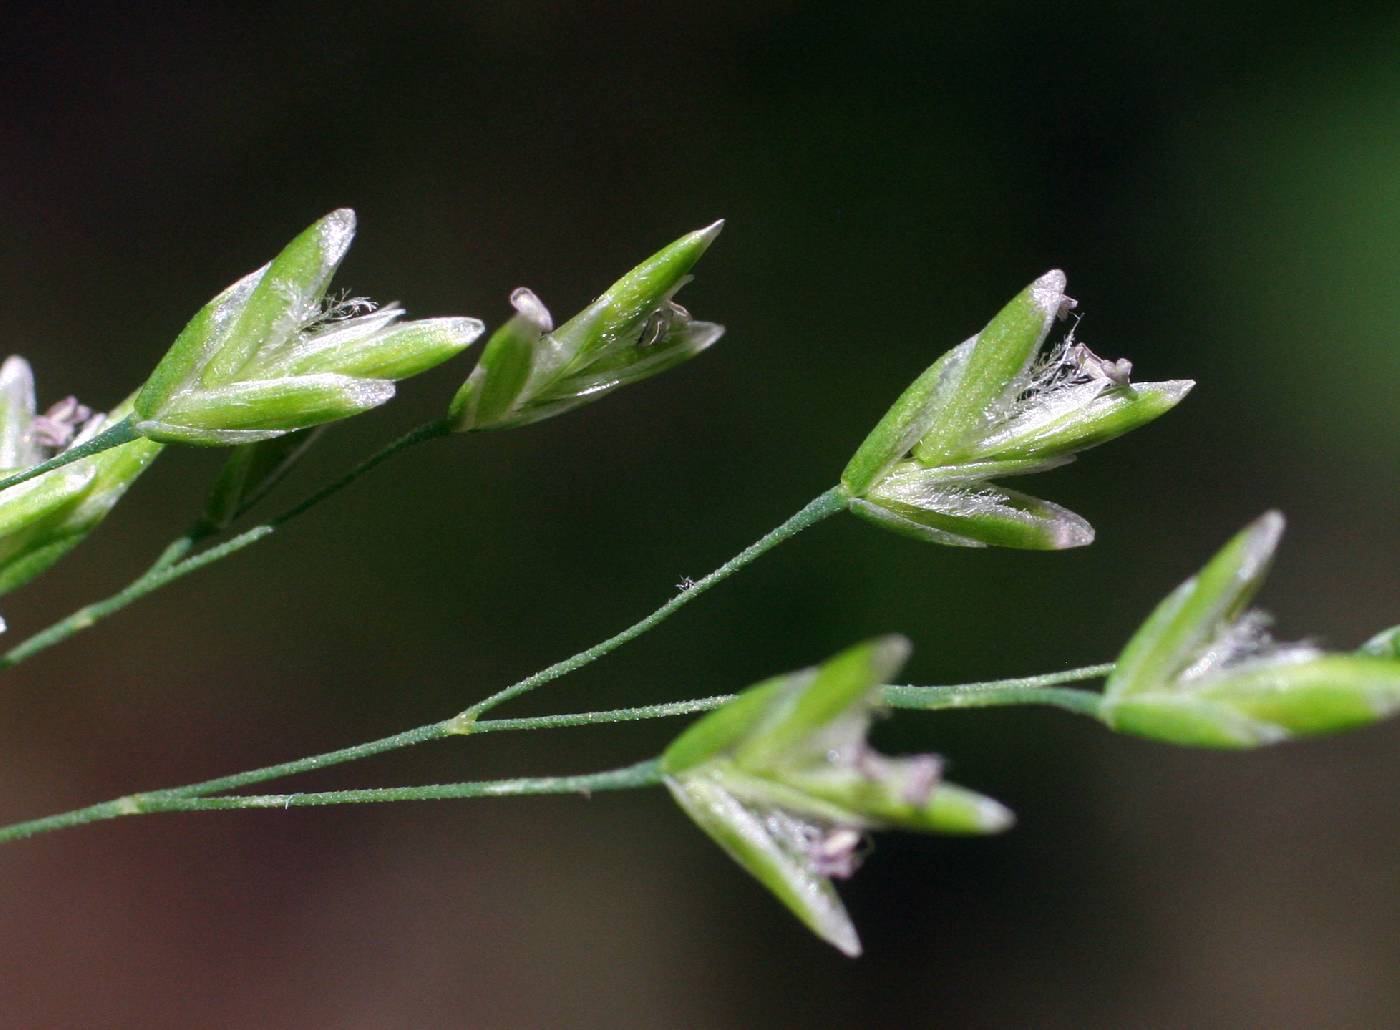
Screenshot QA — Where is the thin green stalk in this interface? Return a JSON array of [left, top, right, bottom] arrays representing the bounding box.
[[112, 488, 846, 799], [885, 682, 1106, 717], [0, 416, 139, 496], [266, 418, 450, 528], [0, 486, 1107, 846], [0, 760, 662, 844], [0, 419, 451, 673], [471, 663, 1115, 732], [886, 661, 1115, 717], [459, 487, 849, 721], [148, 534, 200, 573], [130, 662, 1112, 799], [144, 720, 460, 800], [0, 526, 275, 670], [0, 489, 849, 843], [0, 665, 1114, 845], [225, 427, 327, 527], [473, 697, 737, 733], [902, 663, 1115, 692]]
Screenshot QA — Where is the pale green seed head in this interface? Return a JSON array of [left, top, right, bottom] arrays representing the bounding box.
[[449, 223, 725, 432], [662, 637, 1013, 955], [136, 210, 480, 446], [1099, 514, 1400, 747], [840, 270, 1191, 552]]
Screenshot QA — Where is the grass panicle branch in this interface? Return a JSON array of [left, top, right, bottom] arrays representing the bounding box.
[[0, 665, 1113, 844], [0, 416, 139, 497], [0, 760, 664, 844], [0, 419, 452, 673]]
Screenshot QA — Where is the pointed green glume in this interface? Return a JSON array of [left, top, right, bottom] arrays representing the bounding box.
[[1105, 512, 1283, 701], [912, 270, 1068, 467]]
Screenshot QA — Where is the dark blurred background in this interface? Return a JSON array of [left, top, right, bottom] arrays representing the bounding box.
[[1, 2, 1397, 1026]]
